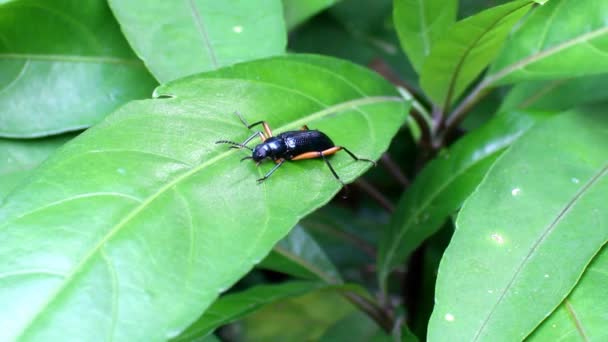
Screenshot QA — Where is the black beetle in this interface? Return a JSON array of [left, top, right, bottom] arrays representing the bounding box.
[[216, 112, 375, 184]]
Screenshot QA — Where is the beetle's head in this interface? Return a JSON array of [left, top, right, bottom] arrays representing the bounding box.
[[252, 144, 270, 162]]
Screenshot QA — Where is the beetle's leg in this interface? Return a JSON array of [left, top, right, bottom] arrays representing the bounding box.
[[257, 159, 285, 183], [300, 125, 310, 130], [233, 112, 273, 138], [319, 153, 344, 185], [291, 147, 340, 161], [337, 146, 376, 166], [239, 131, 266, 146]]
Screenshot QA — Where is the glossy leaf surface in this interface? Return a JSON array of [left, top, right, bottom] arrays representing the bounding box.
[[500, 74, 608, 112], [0, 134, 75, 200], [260, 225, 342, 283], [173, 281, 323, 341], [489, 0, 608, 85], [528, 245, 608, 341], [428, 112, 608, 341], [0, 0, 156, 138], [283, 0, 337, 29], [0, 55, 408, 341], [378, 111, 553, 288], [393, 0, 457, 72], [420, 0, 532, 108], [108, 0, 286, 83]]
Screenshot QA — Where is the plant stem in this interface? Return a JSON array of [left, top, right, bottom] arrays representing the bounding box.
[[305, 223, 377, 258], [355, 179, 395, 213], [380, 154, 410, 188], [342, 290, 395, 333]]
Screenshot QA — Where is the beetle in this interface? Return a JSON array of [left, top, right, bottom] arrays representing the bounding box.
[[216, 112, 375, 185]]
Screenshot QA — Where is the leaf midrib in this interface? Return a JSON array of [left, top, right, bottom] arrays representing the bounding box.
[[15, 95, 403, 337], [187, 0, 218, 68], [441, 1, 532, 109], [487, 26, 608, 84], [0, 53, 144, 66], [472, 164, 608, 341]]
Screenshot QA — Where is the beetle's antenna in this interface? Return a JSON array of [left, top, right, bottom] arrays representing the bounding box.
[[234, 111, 249, 128], [215, 140, 253, 151], [240, 156, 254, 162]]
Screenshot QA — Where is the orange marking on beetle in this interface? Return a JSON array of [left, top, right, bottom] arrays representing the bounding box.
[[291, 146, 341, 161]]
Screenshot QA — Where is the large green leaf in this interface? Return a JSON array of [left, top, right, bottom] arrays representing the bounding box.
[[528, 245, 608, 341], [500, 74, 608, 112], [173, 281, 324, 341], [108, 0, 286, 83], [489, 0, 608, 85], [420, 0, 533, 108], [260, 225, 342, 283], [428, 112, 608, 341], [283, 0, 338, 29], [0, 55, 408, 341], [0, 0, 156, 138], [393, 0, 457, 73], [377, 111, 553, 288], [0, 134, 75, 201]]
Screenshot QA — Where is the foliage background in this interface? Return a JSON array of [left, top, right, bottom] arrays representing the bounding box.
[[0, 0, 607, 341]]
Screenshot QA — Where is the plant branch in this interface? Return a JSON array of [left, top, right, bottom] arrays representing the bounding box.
[[342, 290, 395, 333], [305, 223, 377, 259], [355, 179, 395, 213], [380, 154, 409, 188]]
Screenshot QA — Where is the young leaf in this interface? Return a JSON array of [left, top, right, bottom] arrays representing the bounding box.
[[488, 0, 608, 85], [108, 0, 287, 83], [283, 0, 338, 29], [420, 0, 533, 108], [393, 0, 457, 73], [0, 55, 408, 341], [0, 134, 75, 200], [428, 112, 608, 341], [0, 0, 156, 138], [500, 74, 608, 112], [259, 225, 343, 283], [319, 310, 392, 342], [241, 288, 357, 340], [528, 245, 608, 341], [172, 281, 324, 341], [377, 111, 554, 288]]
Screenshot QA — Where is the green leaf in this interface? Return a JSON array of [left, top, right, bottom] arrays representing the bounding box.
[[428, 112, 608, 341], [283, 0, 338, 29], [0, 0, 156, 138], [489, 0, 608, 85], [0, 55, 408, 341], [500, 74, 608, 112], [528, 245, 608, 341], [172, 281, 324, 341], [393, 0, 457, 73], [241, 288, 357, 341], [108, 0, 287, 83], [377, 111, 553, 288], [420, 0, 533, 108], [320, 311, 391, 342], [0, 134, 75, 200], [457, 0, 511, 19], [260, 225, 343, 283]]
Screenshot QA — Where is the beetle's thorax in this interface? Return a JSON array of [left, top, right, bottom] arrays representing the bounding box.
[[252, 137, 287, 161]]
